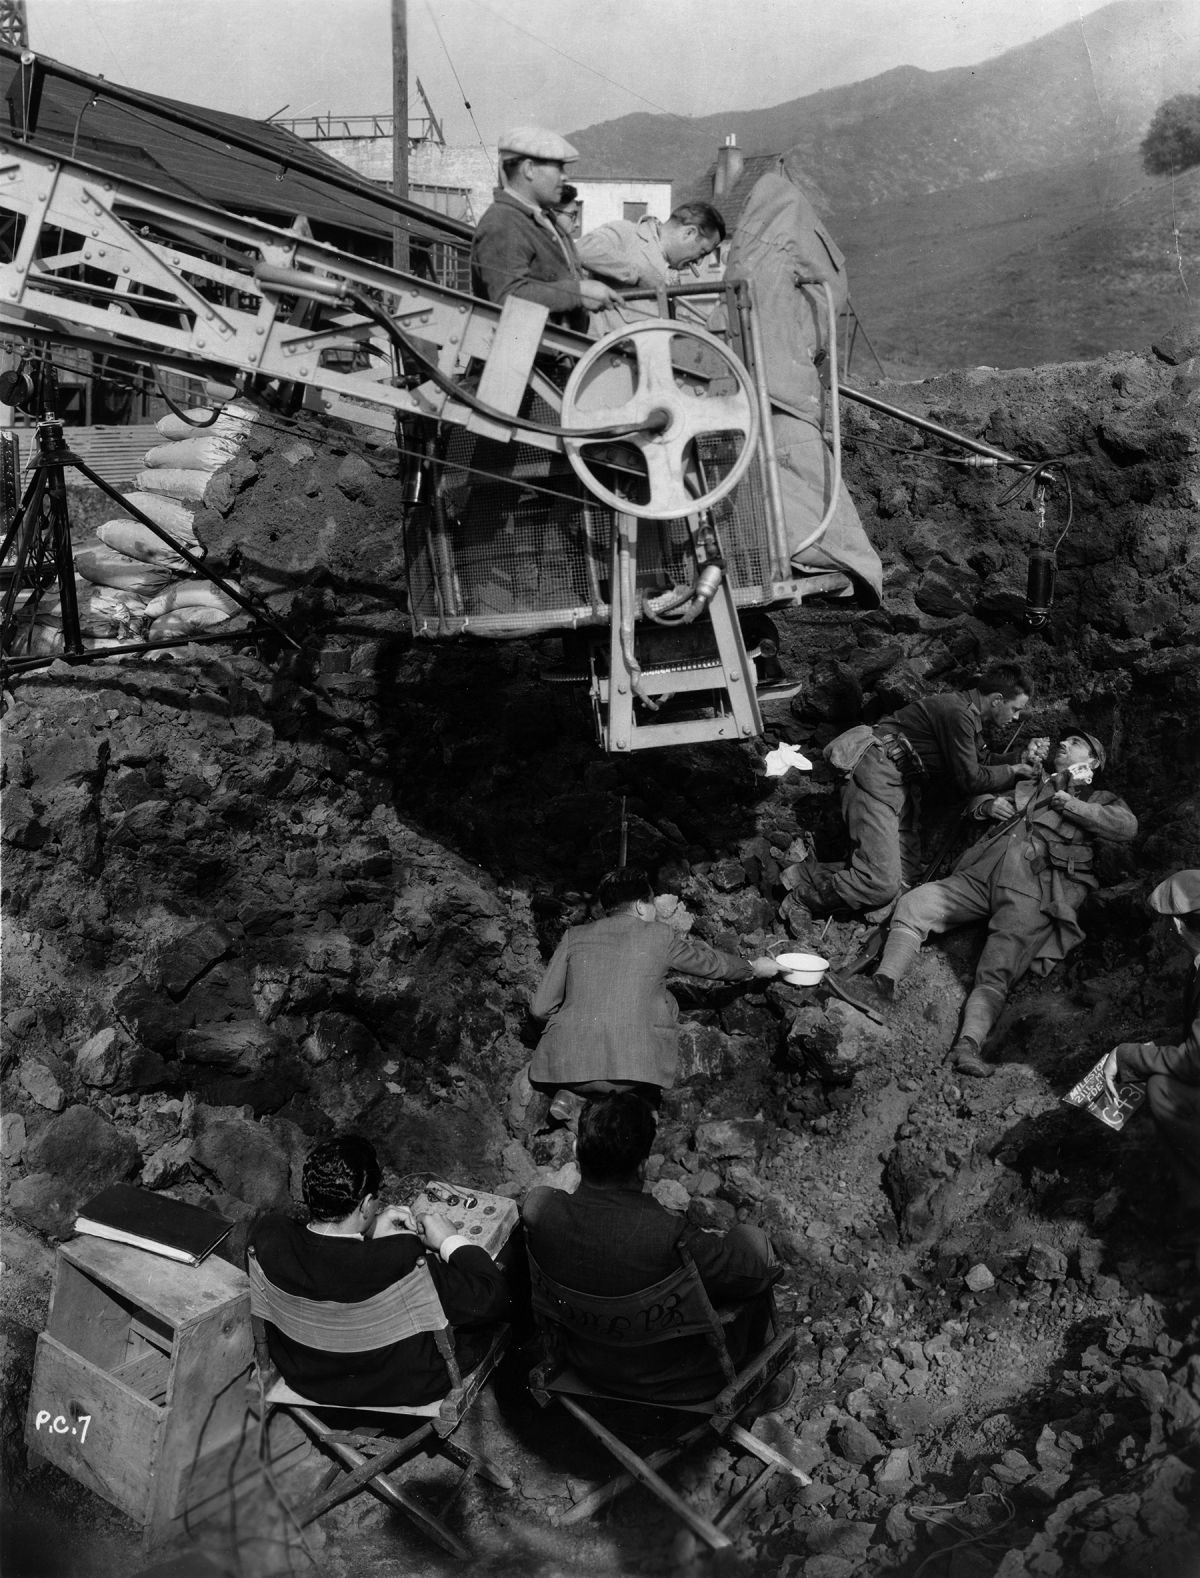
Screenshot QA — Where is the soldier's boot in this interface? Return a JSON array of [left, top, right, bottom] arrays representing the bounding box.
[[872, 924, 923, 1002], [950, 987, 1005, 1078]]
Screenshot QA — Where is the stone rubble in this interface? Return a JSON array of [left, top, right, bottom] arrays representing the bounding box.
[[2, 350, 1199, 1572]]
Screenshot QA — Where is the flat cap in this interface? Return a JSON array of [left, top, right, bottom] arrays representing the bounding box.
[[497, 126, 578, 162], [1076, 731, 1106, 772], [1148, 870, 1200, 916]]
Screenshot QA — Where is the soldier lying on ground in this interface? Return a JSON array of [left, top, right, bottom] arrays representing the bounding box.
[[794, 664, 1047, 921], [869, 731, 1137, 1078]]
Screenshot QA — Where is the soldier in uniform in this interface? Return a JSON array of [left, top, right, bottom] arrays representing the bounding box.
[[870, 732, 1137, 1077], [1102, 871, 1200, 1259], [794, 665, 1046, 919]]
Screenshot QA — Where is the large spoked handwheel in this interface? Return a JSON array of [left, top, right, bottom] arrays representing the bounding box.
[[559, 320, 760, 520]]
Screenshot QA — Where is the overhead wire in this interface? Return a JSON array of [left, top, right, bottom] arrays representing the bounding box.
[[462, 0, 694, 124], [423, 1, 487, 151]]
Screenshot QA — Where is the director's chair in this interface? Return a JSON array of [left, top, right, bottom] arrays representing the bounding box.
[[527, 1244, 805, 1552], [247, 1247, 511, 1559]]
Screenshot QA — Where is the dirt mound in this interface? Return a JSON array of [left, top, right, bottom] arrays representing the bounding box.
[[2, 344, 1198, 1575]]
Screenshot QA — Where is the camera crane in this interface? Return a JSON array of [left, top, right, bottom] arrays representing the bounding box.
[[0, 124, 813, 751]]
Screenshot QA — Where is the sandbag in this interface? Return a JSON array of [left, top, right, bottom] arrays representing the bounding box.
[[120, 491, 197, 536], [144, 581, 243, 619], [75, 541, 176, 594], [133, 467, 212, 502], [149, 606, 247, 640], [142, 432, 243, 472], [35, 582, 147, 635], [98, 517, 196, 568], [15, 626, 128, 657], [154, 405, 253, 442]]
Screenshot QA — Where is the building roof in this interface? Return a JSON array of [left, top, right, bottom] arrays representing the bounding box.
[[0, 47, 467, 254]]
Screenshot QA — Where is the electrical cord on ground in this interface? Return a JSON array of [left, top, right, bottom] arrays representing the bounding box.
[[908, 1493, 1016, 1578]]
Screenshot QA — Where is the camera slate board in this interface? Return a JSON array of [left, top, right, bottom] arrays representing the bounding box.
[[1062, 1055, 1147, 1132]]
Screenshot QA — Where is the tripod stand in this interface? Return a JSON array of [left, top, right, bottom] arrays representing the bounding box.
[[0, 415, 297, 679]]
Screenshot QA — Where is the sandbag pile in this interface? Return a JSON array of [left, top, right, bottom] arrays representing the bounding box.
[[19, 405, 257, 656], [6, 580, 149, 656]]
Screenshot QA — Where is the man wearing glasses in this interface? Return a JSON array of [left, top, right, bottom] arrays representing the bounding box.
[[471, 126, 619, 333]]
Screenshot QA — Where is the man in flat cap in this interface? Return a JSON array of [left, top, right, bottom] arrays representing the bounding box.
[[471, 126, 619, 332], [870, 731, 1137, 1078], [1102, 870, 1200, 1258]]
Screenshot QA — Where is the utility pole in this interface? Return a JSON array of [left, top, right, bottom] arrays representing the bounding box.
[[391, 0, 409, 272]]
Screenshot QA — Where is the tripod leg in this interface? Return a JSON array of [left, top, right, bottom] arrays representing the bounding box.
[[44, 454, 84, 655], [0, 469, 49, 654]]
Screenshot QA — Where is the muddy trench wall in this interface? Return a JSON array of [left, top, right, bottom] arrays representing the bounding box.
[[1, 342, 1198, 1569]]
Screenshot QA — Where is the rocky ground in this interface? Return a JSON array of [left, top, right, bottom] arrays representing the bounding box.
[[2, 335, 1199, 1578]]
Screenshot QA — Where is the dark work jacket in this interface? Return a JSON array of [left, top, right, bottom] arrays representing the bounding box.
[[470, 190, 589, 331], [250, 1214, 510, 1406], [878, 690, 1024, 793]]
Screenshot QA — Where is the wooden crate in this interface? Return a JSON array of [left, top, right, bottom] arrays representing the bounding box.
[[25, 1236, 256, 1549]]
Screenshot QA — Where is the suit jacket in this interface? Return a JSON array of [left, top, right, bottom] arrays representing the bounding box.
[[1119, 957, 1200, 1085], [470, 190, 589, 331], [522, 1180, 776, 1400], [530, 910, 753, 1088]]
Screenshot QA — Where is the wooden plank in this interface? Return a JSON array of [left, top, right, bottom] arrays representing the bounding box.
[[112, 1350, 171, 1403], [61, 1237, 248, 1329], [147, 1288, 252, 1545], [474, 297, 548, 418], [25, 1333, 162, 1522]]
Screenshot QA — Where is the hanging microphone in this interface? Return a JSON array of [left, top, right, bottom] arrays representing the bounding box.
[[1024, 545, 1056, 628]]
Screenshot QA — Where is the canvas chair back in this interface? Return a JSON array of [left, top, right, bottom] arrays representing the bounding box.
[[247, 1245, 462, 1388], [528, 1241, 738, 1386]]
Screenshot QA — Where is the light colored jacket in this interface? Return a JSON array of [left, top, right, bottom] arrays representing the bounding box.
[[531, 910, 752, 1088]]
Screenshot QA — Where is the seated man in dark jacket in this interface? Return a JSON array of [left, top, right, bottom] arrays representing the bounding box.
[[251, 1135, 510, 1408], [522, 1093, 786, 1404], [1103, 870, 1200, 1258]]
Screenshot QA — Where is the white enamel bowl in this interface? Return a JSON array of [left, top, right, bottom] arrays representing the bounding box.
[[774, 951, 830, 987]]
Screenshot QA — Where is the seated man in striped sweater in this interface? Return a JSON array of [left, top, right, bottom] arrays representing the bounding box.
[[250, 1135, 511, 1407]]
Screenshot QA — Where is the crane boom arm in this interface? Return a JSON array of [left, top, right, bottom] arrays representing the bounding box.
[[0, 136, 588, 447]]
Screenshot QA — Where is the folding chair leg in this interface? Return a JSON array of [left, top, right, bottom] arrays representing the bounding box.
[[363, 1462, 471, 1559], [439, 1435, 514, 1491], [296, 1412, 434, 1521], [557, 1396, 732, 1552], [557, 1421, 710, 1525], [717, 1461, 780, 1533]]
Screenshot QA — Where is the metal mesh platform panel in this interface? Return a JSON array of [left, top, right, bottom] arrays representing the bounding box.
[[404, 407, 780, 639]]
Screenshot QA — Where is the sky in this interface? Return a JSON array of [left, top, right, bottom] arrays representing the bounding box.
[[27, 0, 1127, 146]]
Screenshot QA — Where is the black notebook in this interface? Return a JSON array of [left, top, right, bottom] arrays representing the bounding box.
[[74, 1184, 233, 1266]]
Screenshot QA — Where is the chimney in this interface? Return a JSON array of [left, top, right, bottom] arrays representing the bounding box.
[[713, 134, 744, 201]]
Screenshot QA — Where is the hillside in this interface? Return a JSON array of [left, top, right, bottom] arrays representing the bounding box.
[[841, 151, 1200, 375], [569, 0, 1199, 209]]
